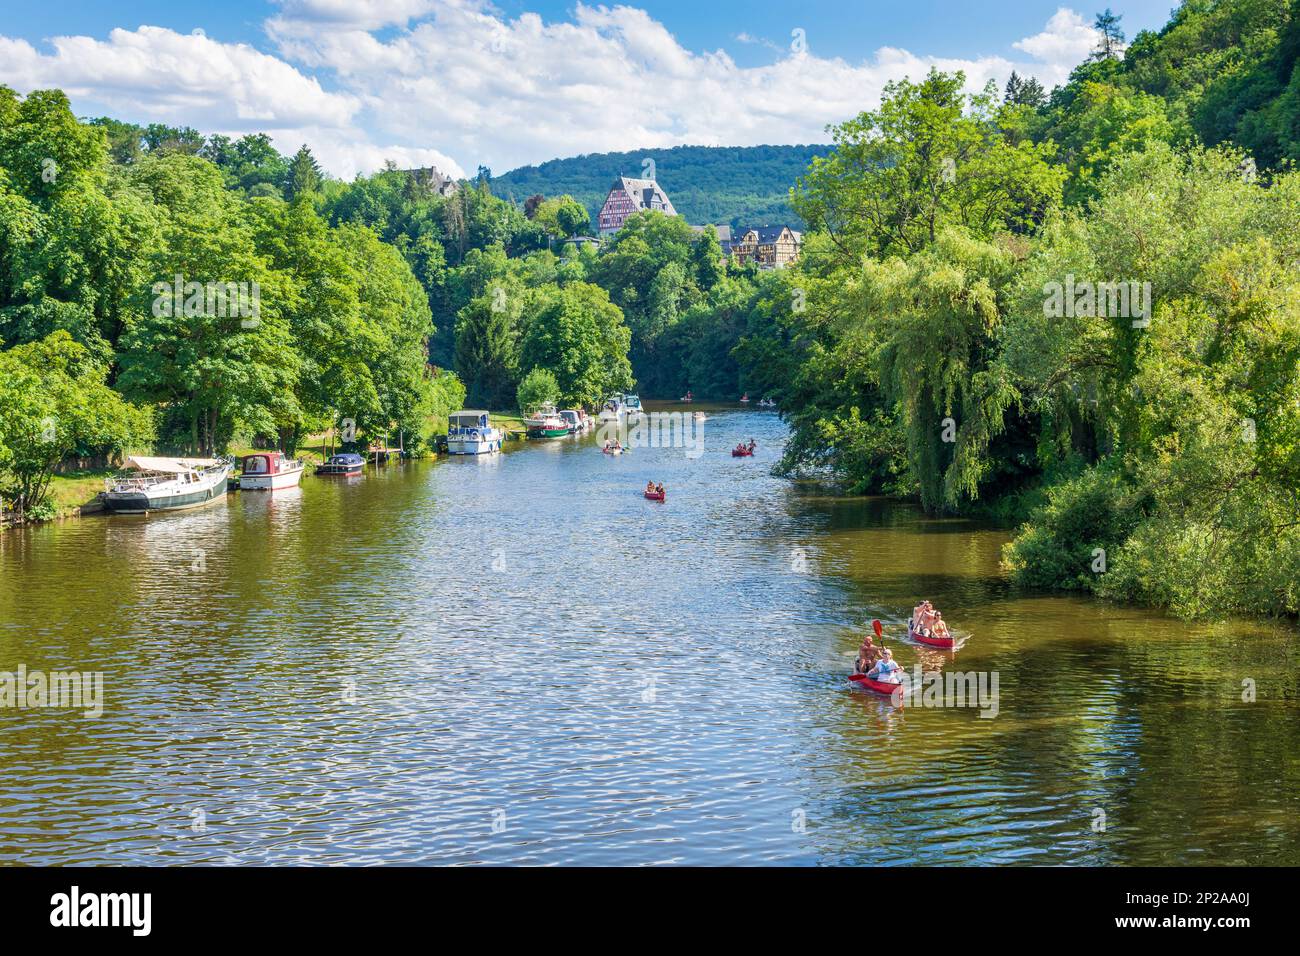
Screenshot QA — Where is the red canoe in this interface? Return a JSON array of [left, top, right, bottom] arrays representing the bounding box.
[[849, 673, 905, 697], [908, 618, 956, 649], [644, 490, 665, 501], [731, 448, 755, 457]]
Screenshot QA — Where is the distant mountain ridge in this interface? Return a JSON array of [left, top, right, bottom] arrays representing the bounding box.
[[489, 143, 832, 230]]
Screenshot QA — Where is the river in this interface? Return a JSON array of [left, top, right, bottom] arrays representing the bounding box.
[[1, 403, 1296, 865]]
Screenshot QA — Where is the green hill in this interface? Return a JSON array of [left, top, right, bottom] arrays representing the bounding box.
[[489, 143, 832, 229], [1039, 0, 1300, 169]]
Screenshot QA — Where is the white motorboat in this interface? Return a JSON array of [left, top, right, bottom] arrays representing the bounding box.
[[447, 410, 503, 454], [239, 451, 305, 490], [598, 394, 625, 423]]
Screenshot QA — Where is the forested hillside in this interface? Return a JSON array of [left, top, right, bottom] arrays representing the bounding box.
[[489, 144, 831, 228]]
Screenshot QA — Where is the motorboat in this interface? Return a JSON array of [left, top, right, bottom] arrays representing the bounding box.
[[316, 453, 365, 476], [239, 451, 305, 490], [447, 410, 503, 454], [524, 403, 569, 438]]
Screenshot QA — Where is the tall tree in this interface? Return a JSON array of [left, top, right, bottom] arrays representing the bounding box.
[[284, 144, 323, 201], [1093, 9, 1125, 60]]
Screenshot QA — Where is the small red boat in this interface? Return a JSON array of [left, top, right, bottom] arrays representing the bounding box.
[[644, 489, 665, 501], [908, 618, 956, 649], [731, 446, 755, 457], [848, 673, 904, 697]]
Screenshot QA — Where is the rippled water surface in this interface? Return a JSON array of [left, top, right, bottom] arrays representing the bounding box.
[[1, 404, 1297, 865]]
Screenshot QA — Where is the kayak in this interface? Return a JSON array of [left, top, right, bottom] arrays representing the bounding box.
[[644, 490, 665, 501], [908, 618, 956, 649], [848, 673, 904, 697], [731, 448, 755, 457]]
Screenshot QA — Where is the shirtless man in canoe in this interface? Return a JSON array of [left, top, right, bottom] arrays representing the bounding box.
[[912, 600, 935, 635], [854, 634, 883, 674]]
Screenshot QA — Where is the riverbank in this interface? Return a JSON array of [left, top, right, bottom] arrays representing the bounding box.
[[3, 409, 532, 530]]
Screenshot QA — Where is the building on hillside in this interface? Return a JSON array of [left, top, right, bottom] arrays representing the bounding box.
[[691, 224, 733, 249], [597, 176, 678, 236], [408, 165, 459, 197], [728, 225, 802, 269]]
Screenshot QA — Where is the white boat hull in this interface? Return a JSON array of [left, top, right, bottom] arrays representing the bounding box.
[[448, 437, 501, 455], [240, 466, 305, 490]]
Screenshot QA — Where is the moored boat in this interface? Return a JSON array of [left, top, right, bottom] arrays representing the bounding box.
[[101, 456, 232, 514], [239, 451, 305, 490], [316, 452, 365, 476], [559, 409, 590, 434], [624, 394, 644, 421], [908, 617, 957, 649], [524, 403, 569, 438], [447, 410, 503, 454], [598, 395, 625, 423]]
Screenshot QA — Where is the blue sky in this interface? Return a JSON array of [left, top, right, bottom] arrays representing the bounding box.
[[0, 1, 1180, 177]]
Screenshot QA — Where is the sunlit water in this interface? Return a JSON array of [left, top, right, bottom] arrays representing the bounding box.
[[1, 403, 1296, 865]]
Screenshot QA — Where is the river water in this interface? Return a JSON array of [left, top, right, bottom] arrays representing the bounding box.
[[1, 403, 1296, 865]]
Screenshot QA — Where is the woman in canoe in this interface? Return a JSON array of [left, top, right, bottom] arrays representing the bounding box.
[[646, 480, 657, 495], [931, 613, 952, 642], [866, 647, 902, 684]]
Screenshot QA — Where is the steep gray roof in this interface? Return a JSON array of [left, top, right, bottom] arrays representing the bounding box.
[[615, 177, 677, 217]]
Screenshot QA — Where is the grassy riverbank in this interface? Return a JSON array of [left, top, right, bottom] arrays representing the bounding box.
[[20, 412, 527, 526]]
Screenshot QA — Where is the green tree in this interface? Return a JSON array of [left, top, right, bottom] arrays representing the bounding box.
[[284, 144, 323, 201], [794, 69, 1065, 260], [0, 331, 152, 516], [516, 366, 560, 413], [520, 283, 633, 408]]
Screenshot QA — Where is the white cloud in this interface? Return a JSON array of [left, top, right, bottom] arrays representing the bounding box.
[[0, 4, 1104, 180], [1013, 8, 1103, 83]]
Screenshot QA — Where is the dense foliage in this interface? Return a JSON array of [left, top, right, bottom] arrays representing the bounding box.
[[734, 1, 1300, 620]]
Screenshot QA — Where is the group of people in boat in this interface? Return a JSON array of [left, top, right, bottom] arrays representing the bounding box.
[[603, 439, 623, 452], [854, 633, 901, 684], [645, 481, 665, 496], [733, 438, 757, 454], [911, 600, 951, 641]]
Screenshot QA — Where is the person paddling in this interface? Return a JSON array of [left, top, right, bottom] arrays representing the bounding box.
[[854, 635, 883, 674], [866, 647, 902, 684]]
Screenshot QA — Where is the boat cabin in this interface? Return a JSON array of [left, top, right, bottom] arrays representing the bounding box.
[[241, 451, 294, 476]]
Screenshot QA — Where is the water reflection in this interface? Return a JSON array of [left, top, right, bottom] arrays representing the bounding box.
[[0, 405, 1296, 865]]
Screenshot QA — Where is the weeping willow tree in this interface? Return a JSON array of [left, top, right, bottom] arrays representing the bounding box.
[[854, 230, 1023, 512]]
